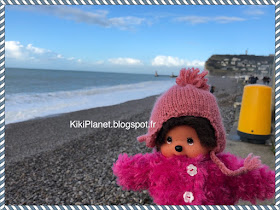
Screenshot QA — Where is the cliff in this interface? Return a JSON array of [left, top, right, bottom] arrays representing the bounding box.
[[205, 54, 274, 76]]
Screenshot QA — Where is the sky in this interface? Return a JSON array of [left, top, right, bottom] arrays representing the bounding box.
[[5, 5, 275, 75]]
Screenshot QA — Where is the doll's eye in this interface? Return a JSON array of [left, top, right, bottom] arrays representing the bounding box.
[[187, 138, 194, 145], [166, 136, 172, 144]]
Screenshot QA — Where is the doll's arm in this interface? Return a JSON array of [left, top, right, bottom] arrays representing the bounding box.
[[224, 154, 275, 204], [112, 153, 151, 191]]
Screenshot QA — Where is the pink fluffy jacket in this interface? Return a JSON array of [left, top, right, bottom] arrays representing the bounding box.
[[113, 151, 275, 205]]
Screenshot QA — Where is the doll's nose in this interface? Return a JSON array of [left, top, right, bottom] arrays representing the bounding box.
[[175, 145, 183, 152]]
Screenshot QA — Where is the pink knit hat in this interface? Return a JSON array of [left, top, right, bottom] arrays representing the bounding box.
[[137, 68, 226, 153], [137, 68, 261, 176]]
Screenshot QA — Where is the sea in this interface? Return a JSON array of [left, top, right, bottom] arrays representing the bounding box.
[[5, 68, 175, 124]]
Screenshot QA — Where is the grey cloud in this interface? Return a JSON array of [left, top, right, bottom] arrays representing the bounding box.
[[12, 6, 146, 30]]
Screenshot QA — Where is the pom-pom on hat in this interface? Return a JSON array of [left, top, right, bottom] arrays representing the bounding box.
[[137, 68, 261, 176], [137, 67, 226, 153]]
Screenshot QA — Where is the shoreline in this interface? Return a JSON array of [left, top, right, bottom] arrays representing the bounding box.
[[5, 92, 161, 126], [5, 95, 158, 164], [6, 74, 233, 126], [5, 76, 241, 165], [6, 73, 176, 125], [5, 92, 163, 126]]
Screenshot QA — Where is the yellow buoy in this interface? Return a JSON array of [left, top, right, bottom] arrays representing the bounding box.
[[237, 84, 272, 144]]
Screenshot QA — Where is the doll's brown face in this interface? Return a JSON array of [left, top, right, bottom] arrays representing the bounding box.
[[160, 125, 210, 158]]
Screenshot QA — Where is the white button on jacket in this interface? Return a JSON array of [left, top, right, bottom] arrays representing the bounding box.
[[187, 164, 197, 176], [183, 191, 194, 203]]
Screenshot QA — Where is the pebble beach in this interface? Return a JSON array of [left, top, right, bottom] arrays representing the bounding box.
[[5, 75, 273, 205]]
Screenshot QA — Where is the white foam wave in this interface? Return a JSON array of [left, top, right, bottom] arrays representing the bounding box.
[[5, 80, 174, 124]]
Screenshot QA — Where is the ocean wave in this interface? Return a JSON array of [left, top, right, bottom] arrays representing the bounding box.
[[5, 80, 175, 124]]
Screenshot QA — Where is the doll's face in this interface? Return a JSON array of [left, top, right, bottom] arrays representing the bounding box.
[[160, 125, 210, 158]]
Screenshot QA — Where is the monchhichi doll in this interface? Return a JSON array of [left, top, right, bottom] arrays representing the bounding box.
[[112, 68, 275, 205]]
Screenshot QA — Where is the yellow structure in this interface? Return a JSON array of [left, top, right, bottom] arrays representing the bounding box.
[[237, 84, 272, 143]]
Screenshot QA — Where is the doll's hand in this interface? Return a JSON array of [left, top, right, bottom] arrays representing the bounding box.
[[224, 153, 275, 204], [113, 153, 151, 191]]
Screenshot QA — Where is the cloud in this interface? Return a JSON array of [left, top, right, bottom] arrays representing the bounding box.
[[109, 16, 146, 30], [108, 57, 142, 65], [151, 56, 205, 67], [175, 16, 209, 24], [214, 16, 246, 24], [57, 54, 63, 59], [5, 41, 25, 59], [243, 6, 265, 16], [6, 41, 82, 64], [94, 60, 105, 65], [67, 57, 75, 61], [175, 15, 245, 25], [26, 44, 48, 54], [6, 41, 144, 70], [15, 6, 146, 30]]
